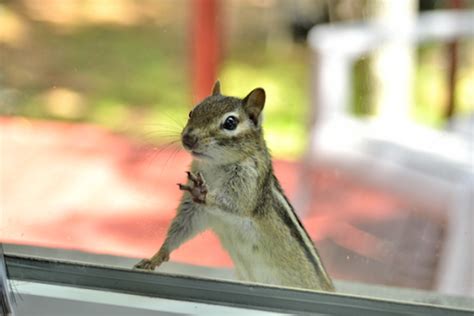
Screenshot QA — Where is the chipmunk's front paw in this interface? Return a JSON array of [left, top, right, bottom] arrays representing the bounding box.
[[134, 258, 158, 270], [178, 171, 208, 204], [134, 251, 169, 271]]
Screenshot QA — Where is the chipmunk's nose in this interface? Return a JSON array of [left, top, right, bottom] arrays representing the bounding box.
[[182, 133, 198, 150]]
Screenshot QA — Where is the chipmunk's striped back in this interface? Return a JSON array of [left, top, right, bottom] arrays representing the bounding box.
[[270, 174, 335, 291]]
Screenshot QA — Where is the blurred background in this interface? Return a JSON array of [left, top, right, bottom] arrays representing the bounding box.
[[1, 0, 473, 299]]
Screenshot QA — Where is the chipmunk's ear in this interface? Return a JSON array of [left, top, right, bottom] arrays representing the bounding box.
[[211, 80, 221, 96], [242, 87, 265, 126]]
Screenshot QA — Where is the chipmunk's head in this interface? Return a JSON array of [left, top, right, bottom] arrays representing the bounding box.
[[181, 81, 266, 164]]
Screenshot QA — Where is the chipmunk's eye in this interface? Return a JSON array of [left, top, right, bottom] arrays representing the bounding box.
[[222, 116, 239, 131], [188, 110, 193, 118]]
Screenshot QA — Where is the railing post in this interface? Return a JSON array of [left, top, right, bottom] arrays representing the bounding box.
[[191, 0, 221, 104]]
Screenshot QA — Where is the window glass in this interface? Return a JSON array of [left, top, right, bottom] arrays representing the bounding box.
[[1, 0, 473, 310]]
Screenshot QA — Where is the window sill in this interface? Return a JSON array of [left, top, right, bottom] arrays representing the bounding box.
[[4, 244, 473, 316]]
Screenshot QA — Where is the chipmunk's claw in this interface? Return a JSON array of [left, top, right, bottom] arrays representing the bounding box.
[[186, 171, 197, 182], [186, 171, 205, 185], [134, 251, 170, 271], [179, 171, 207, 204], [177, 183, 191, 191], [134, 258, 157, 270]]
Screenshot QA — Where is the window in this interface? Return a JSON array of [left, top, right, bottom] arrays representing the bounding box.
[[1, 1, 473, 315]]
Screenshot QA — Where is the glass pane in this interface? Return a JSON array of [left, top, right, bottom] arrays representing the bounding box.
[[1, 0, 473, 312]]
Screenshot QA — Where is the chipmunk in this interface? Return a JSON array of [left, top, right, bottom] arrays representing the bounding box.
[[134, 81, 335, 291]]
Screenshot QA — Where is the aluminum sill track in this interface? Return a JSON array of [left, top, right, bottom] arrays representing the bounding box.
[[5, 255, 472, 316]]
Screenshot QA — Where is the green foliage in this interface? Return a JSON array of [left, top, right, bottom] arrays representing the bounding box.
[[4, 22, 310, 158], [4, 19, 472, 160], [351, 56, 375, 117], [219, 48, 309, 158]]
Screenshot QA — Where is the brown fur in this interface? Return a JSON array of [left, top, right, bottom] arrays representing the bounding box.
[[134, 83, 334, 291]]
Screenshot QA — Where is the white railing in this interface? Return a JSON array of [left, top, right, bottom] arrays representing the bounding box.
[[307, 10, 474, 124], [303, 10, 474, 297]]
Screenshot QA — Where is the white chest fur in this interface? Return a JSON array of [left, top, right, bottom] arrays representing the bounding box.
[[197, 158, 258, 188], [195, 158, 279, 283], [209, 212, 277, 283]]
